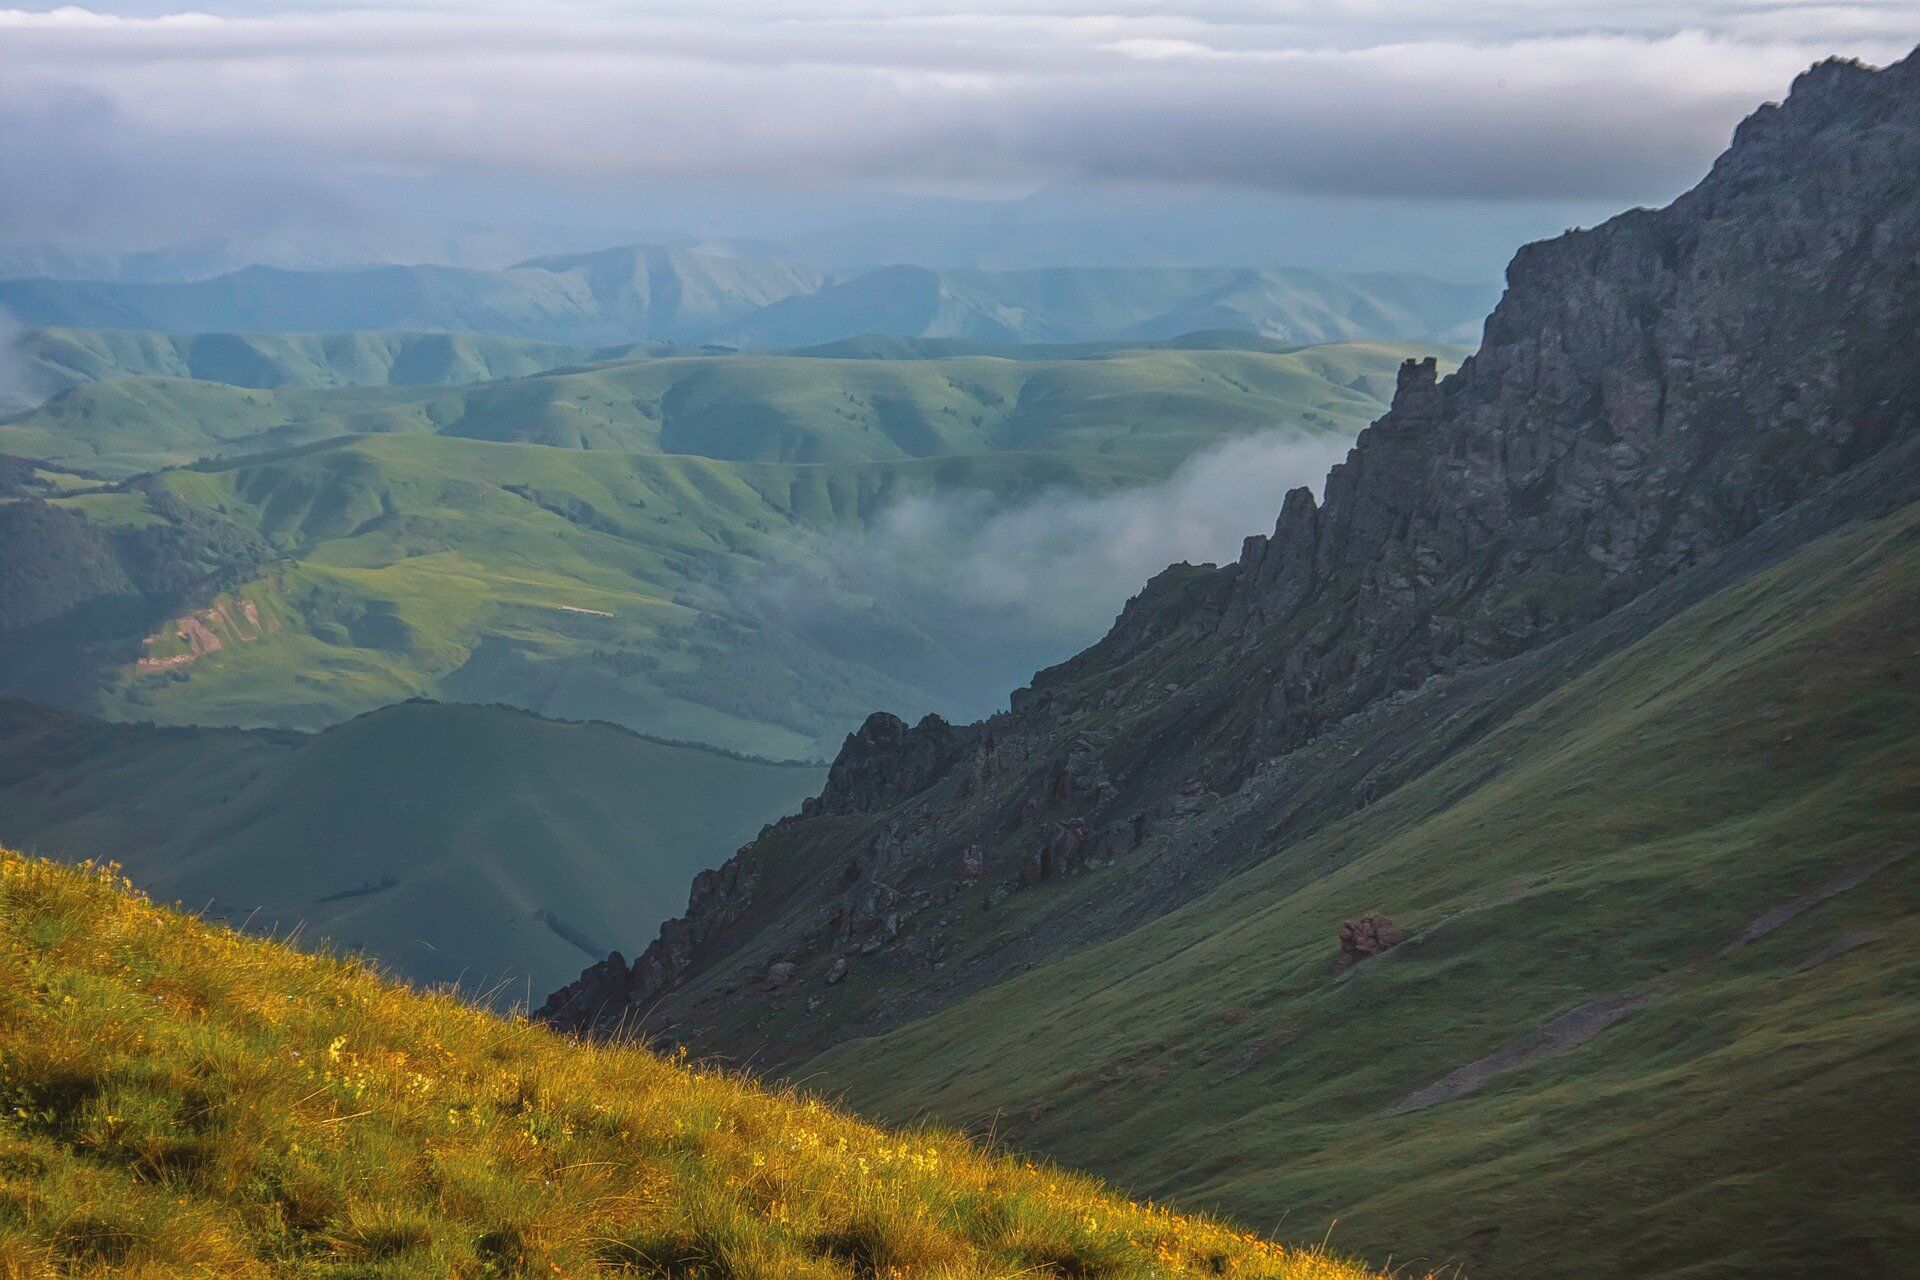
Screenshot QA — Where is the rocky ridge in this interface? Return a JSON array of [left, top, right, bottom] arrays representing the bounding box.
[[537, 51, 1920, 1056]]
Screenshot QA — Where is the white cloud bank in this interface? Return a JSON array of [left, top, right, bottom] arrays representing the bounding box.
[[2, 3, 1912, 207]]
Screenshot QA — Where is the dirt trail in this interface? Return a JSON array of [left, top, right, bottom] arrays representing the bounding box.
[[1385, 981, 1673, 1116], [1385, 853, 1908, 1117], [1717, 857, 1898, 955]]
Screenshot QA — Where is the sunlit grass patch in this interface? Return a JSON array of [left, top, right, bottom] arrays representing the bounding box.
[[0, 852, 1383, 1279]]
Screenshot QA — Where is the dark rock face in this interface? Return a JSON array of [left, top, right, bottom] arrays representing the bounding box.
[[1118, 52, 1920, 767], [540, 52, 1920, 1053], [804, 712, 971, 818], [536, 855, 759, 1032]]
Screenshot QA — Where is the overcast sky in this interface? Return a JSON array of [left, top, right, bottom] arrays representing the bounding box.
[[2, 2, 1913, 268]]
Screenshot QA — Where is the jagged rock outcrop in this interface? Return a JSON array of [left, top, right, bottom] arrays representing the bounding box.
[[803, 712, 971, 817], [1071, 51, 1919, 771], [535, 853, 760, 1032], [541, 51, 1920, 1056]]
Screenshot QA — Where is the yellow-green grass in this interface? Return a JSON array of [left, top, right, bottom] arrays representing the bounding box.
[[0, 850, 1381, 1280]]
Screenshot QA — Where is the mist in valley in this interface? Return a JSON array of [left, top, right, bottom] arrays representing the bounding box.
[[753, 431, 1356, 725]]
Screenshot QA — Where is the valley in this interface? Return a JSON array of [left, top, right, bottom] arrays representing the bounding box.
[[1, 340, 1438, 756], [0, 699, 825, 1001]]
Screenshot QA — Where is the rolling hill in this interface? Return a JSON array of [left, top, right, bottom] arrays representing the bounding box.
[[0, 250, 1492, 352], [0, 698, 824, 1001], [0, 326, 704, 411], [535, 51, 1920, 1279], [4, 435, 1179, 757], [0, 848, 1378, 1279], [1, 342, 1443, 754], [0, 340, 1443, 478]]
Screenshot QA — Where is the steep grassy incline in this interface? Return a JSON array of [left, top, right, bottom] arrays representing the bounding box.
[[0, 851, 1377, 1280], [799, 496, 1920, 1278], [0, 700, 823, 1001], [0, 342, 1425, 478]]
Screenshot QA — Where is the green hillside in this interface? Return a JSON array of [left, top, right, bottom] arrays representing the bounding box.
[[792, 496, 1920, 1277], [2, 341, 1441, 754], [3, 326, 698, 409], [0, 699, 824, 1002], [0, 848, 1377, 1280], [0, 341, 1429, 478], [23, 435, 1173, 756]]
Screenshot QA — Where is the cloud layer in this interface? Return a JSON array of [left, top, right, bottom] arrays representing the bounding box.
[[3, 1, 1912, 245]]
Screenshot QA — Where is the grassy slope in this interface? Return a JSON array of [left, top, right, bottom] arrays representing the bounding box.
[[0, 851, 1380, 1280], [799, 501, 1920, 1278], [0, 700, 824, 1002], [0, 342, 1423, 478], [58, 436, 1164, 756]]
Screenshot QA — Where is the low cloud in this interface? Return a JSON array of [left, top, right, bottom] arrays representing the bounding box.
[[754, 431, 1354, 718]]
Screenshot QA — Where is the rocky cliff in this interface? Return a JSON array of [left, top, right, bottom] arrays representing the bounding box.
[[538, 51, 1920, 1057]]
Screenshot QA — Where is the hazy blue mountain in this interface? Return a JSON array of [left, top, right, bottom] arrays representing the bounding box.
[[709, 264, 1495, 348], [2, 252, 1494, 351], [0, 246, 830, 345]]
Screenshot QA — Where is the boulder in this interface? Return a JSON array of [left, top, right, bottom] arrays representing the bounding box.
[[1335, 914, 1406, 970]]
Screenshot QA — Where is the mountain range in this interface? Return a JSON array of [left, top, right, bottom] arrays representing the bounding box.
[[537, 51, 1920, 1280], [0, 249, 1494, 352]]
